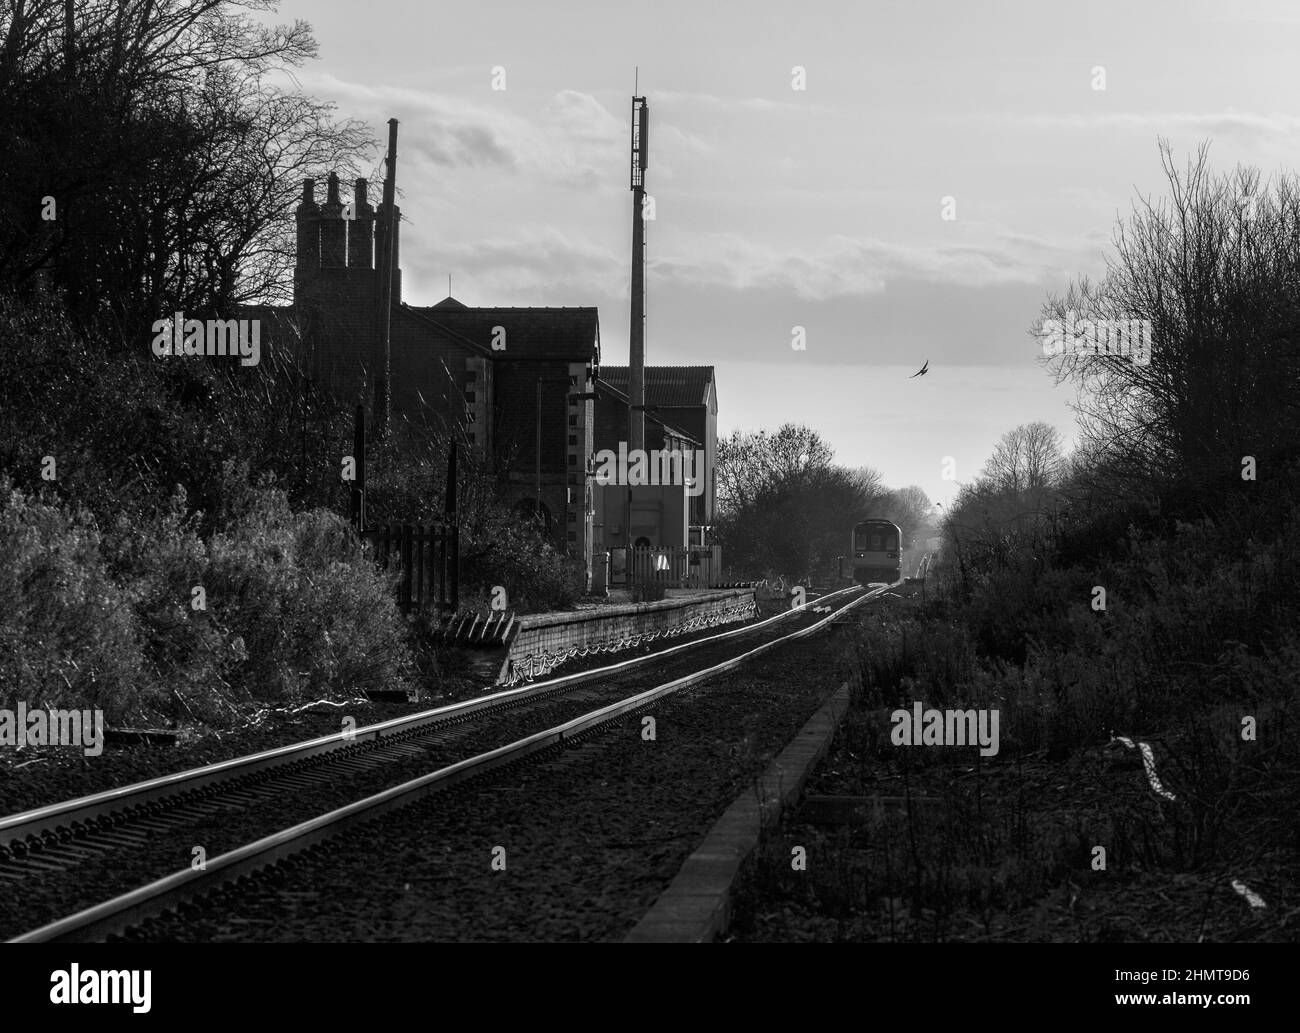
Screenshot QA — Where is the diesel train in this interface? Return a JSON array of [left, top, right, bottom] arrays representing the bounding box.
[[849, 518, 902, 585]]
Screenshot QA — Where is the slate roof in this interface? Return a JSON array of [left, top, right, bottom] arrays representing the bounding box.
[[408, 296, 600, 361], [598, 366, 714, 407]]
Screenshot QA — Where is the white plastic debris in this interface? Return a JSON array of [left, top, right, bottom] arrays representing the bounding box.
[[1112, 735, 1177, 801], [1230, 879, 1266, 909]]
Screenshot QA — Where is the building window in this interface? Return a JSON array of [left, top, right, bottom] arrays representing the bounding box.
[[568, 415, 577, 426], [569, 473, 579, 484], [567, 531, 577, 542], [466, 370, 477, 381], [464, 390, 475, 402], [568, 454, 576, 465], [568, 510, 577, 522], [568, 434, 577, 446]]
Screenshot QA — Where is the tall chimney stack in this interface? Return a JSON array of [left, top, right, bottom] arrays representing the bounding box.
[[295, 179, 320, 270], [320, 172, 346, 267], [348, 177, 375, 269], [293, 178, 321, 306]]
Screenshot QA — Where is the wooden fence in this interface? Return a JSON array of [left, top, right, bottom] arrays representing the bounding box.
[[614, 545, 723, 589], [361, 521, 459, 614]]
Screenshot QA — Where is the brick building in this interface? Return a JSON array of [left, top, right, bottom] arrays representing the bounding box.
[[266, 172, 601, 577], [592, 366, 718, 550], [256, 170, 719, 586]]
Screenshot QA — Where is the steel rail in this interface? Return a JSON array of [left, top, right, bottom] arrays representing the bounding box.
[[1, 585, 860, 854], [10, 581, 891, 942]]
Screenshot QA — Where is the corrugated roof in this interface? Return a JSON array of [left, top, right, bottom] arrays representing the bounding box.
[[599, 365, 714, 407], [411, 298, 599, 361]]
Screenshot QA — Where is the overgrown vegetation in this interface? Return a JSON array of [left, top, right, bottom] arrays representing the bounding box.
[[0, 467, 416, 727], [731, 144, 1300, 941], [0, 2, 588, 731], [0, 301, 581, 730], [630, 576, 668, 604]]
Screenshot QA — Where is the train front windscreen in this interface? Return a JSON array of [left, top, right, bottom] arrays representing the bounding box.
[[854, 525, 899, 553]]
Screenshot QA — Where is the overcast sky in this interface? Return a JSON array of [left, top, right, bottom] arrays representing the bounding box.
[[270, 0, 1300, 504]]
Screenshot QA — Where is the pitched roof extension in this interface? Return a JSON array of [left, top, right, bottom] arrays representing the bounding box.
[[598, 365, 714, 407]]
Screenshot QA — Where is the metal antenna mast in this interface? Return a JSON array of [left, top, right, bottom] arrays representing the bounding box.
[[627, 88, 649, 551]]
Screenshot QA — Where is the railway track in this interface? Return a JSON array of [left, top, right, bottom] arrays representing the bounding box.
[[0, 586, 842, 883], [7, 581, 893, 942]]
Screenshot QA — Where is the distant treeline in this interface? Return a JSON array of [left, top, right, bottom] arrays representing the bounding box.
[[714, 423, 933, 582]]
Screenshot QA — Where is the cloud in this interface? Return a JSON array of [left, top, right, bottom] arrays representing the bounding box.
[[427, 226, 625, 300], [654, 89, 835, 116], [546, 89, 624, 140], [984, 110, 1300, 144], [418, 223, 1098, 305], [291, 72, 626, 188], [419, 123, 515, 170], [648, 227, 1098, 300]]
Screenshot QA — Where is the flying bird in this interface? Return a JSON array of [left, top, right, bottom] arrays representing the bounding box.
[[910, 360, 929, 378]]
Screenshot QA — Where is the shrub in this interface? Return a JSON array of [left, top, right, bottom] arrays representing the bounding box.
[[0, 464, 420, 729], [0, 477, 149, 721], [100, 485, 236, 725], [203, 463, 416, 705], [631, 576, 667, 604], [460, 509, 585, 614]]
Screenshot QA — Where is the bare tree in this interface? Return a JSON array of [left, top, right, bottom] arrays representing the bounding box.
[[982, 421, 1064, 500], [716, 424, 836, 515], [0, 0, 370, 336], [1036, 141, 1300, 502], [878, 484, 932, 546], [850, 465, 885, 502]]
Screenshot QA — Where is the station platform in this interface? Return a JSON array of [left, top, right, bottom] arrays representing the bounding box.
[[497, 587, 757, 686]]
